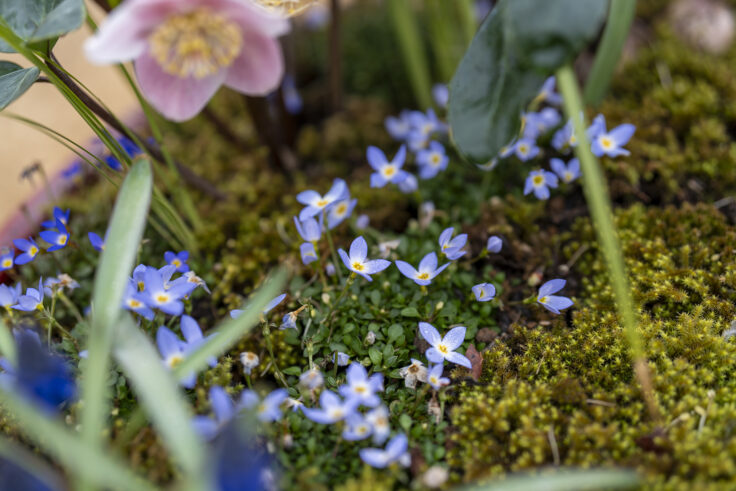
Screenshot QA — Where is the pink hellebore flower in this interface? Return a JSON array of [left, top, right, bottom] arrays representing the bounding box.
[[85, 0, 290, 121]]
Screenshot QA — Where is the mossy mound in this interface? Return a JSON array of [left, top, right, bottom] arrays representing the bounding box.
[[449, 203, 736, 488]]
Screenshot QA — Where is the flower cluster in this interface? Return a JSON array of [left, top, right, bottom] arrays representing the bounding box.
[[2, 207, 73, 272]]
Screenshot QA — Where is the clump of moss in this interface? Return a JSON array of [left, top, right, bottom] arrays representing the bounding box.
[[598, 24, 736, 203], [448, 204, 736, 488]]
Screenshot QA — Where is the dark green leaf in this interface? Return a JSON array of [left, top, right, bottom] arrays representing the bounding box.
[[401, 307, 419, 318], [368, 347, 382, 366], [0, 0, 85, 53], [0, 61, 38, 110], [448, 0, 608, 164], [387, 324, 404, 343]]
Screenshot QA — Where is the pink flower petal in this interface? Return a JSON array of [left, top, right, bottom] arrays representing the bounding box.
[[85, 0, 182, 64], [224, 30, 284, 96], [216, 0, 290, 37], [135, 51, 226, 122]]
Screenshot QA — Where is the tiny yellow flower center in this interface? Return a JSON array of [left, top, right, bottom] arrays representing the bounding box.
[[599, 136, 613, 149], [564, 171, 573, 182], [137, 281, 145, 292], [58, 235, 67, 246], [354, 385, 367, 394], [316, 199, 329, 208], [257, 403, 266, 414], [517, 144, 529, 155], [532, 175, 544, 186], [438, 344, 449, 354], [29, 246, 38, 257], [357, 425, 368, 435], [416, 272, 430, 280], [149, 8, 242, 79], [172, 259, 182, 268], [430, 154, 441, 166], [156, 293, 170, 304], [336, 203, 347, 215], [128, 299, 142, 309], [408, 364, 420, 374], [352, 262, 365, 272], [430, 376, 438, 385], [539, 296, 548, 304], [569, 135, 577, 145], [1, 259, 11, 268], [167, 355, 183, 368], [330, 408, 344, 419], [382, 165, 397, 178], [246, 353, 256, 361]]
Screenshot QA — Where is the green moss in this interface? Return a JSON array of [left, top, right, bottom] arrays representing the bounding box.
[[449, 204, 736, 488]]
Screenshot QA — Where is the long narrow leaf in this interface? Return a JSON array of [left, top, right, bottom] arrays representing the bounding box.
[[0, 317, 16, 366], [174, 270, 286, 379], [0, 436, 63, 490], [113, 315, 206, 481], [466, 469, 639, 490], [0, 389, 156, 491], [81, 158, 153, 451]]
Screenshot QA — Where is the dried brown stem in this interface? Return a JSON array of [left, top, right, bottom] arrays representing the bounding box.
[[45, 56, 227, 201]]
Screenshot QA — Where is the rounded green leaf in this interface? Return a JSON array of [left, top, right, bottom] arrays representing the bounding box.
[[0, 0, 86, 53], [448, 0, 608, 164], [0, 61, 39, 110]]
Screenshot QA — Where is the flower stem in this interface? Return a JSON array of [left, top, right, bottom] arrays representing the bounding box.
[[583, 0, 637, 106], [556, 65, 660, 422], [323, 212, 343, 283], [326, 274, 355, 342]]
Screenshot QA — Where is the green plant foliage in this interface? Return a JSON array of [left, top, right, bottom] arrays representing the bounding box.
[[0, 0, 85, 52], [449, 204, 736, 488], [448, 0, 608, 164], [0, 61, 38, 110]]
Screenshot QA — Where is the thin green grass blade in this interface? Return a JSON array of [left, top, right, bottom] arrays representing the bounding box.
[[466, 469, 639, 490], [80, 158, 153, 453], [112, 315, 206, 481], [174, 269, 287, 379], [583, 0, 637, 106], [0, 437, 65, 490], [387, 0, 433, 109], [0, 389, 156, 491], [0, 317, 16, 366]]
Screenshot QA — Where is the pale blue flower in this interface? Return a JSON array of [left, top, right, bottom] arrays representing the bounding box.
[[395, 252, 450, 286], [191, 386, 236, 440], [536, 76, 562, 105], [591, 120, 635, 158], [486, 236, 502, 253], [343, 413, 373, 441], [334, 352, 350, 366], [524, 169, 558, 200], [356, 214, 370, 229], [88, 232, 105, 252], [513, 138, 540, 161], [439, 227, 467, 260], [338, 362, 383, 407], [550, 158, 581, 184], [385, 110, 413, 141], [123, 280, 154, 320], [432, 83, 449, 108], [472, 283, 496, 302], [419, 322, 471, 368], [327, 198, 357, 229], [359, 434, 410, 469], [302, 390, 358, 424], [338, 236, 391, 281], [156, 326, 196, 388], [164, 251, 190, 273], [13, 238, 40, 265], [365, 405, 390, 444], [300, 242, 318, 265], [0, 250, 13, 271], [427, 364, 450, 390], [0, 283, 21, 308], [294, 215, 322, 242], [397, 173, 418, 194], [296, 178, 348, 220], [299, 368, 324, 390], [12, 279, 44, 312], [240, 388, 289, 422], [417, 141, 448, 179], [537, 279, 574, 314], [367, 145, 410, 188], [142, 266, 191, 316]]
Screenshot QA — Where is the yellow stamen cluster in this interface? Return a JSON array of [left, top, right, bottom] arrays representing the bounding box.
[[149, 8, 242, 79], [417, 272, 430, 280], [352, 262, 365, 272], [532, 175, 544, 186]]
